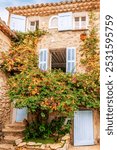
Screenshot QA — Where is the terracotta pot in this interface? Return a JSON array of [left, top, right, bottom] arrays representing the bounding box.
[[80, 33, 87, 41]]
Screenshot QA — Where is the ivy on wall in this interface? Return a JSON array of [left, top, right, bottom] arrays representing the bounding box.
[[0, 13, 100, 117]]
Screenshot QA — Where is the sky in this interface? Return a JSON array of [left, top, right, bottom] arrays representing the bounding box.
[[0, 0, 62, 23]]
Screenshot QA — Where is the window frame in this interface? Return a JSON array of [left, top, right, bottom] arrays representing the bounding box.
[[73, 12, 89, 30], [49, 15, 58, 29], [29, 20, 39, 31]]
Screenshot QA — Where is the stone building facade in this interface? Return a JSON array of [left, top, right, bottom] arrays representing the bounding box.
[[4, 0, 100, 147], [0, 18, 16, 135]]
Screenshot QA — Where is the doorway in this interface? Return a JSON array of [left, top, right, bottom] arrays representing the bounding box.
[[74, 110, 94, 146]]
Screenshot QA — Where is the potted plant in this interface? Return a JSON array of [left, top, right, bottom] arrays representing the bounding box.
[[80, 32, 87, 41]]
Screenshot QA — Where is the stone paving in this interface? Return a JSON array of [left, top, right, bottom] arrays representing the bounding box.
[[68, 145, 100, 150]]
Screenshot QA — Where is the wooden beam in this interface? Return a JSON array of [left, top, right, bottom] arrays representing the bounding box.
[[7, 12, 11, 27]]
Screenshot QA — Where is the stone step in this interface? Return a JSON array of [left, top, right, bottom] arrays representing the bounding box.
[[3, 135, 22, 145], [3, 128, 25, 133], [2, 128, 24, 137], [5, 123, 26, 130], [0, 143, 15, 150]]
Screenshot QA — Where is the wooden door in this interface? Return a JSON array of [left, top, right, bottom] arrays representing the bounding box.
[[74, 110, 94, 146]]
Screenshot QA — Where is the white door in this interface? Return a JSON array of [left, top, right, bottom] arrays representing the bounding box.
[[15, 108, 27, 122], [74, 110, 94, 146]]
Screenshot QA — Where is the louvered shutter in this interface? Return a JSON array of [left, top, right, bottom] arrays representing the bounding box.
[[66, 47, 76, 73], [10, 14, 26, 32], [39, 49, 48, 70], [58, 12, 73, 31], [74, 110, 94, 146]]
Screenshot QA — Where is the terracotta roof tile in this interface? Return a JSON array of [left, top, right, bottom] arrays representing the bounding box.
[[6, 0, 100, 16], [0, 18, 17, 39]]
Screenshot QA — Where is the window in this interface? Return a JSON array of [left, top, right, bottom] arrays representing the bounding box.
[[74, 13, 88, 30], [50, 49, 66, 72], [30, 20, 39, 31], [58, 12, 73, 31], [49, 16, 58, 29], [39, 47, 76, 74]]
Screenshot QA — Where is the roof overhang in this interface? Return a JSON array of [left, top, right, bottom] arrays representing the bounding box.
[[6, 0, 100, 17]]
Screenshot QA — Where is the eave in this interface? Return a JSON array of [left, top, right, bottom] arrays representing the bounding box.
[[6, 0, 100, 17]]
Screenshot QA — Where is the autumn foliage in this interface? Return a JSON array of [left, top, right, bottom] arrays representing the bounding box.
[[1, 14, 100, 117]]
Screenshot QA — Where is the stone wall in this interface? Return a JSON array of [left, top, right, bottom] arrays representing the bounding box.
[[0, 30, 11, 53], [0, 30, 11, 135], [35, 10, 100, 73], [0, 72, 11, 130]]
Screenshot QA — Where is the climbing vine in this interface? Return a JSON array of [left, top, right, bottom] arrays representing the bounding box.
[[0, 13, 100, 117]]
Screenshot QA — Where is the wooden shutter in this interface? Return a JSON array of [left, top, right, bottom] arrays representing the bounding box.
[[39, 49, 48, 70], [66, 47, 76, 73], [74, 110, 94, 146], [10, 14, 26, 32], [58, 12, 73, 31]]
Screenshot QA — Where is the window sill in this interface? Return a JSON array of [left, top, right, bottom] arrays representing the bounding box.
[[72, 29, 89, 31], [57, 29, 89, 32]]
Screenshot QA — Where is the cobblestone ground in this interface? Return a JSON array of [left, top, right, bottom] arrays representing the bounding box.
[[68, 145, 100, 150]]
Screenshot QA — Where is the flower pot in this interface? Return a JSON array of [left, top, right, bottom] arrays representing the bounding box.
[[80, 33, 87, 41]]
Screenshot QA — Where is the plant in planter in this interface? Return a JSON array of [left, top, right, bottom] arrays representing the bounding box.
[[80, 32, 87, 41]]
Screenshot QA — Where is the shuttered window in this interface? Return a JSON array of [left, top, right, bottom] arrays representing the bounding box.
[[30, 20, 39, 31], [74, 110, 94, 146], [39, 49, 48, 71], [66, 47, 76, 73], [74, 12, 88, 30], [58, 12, 73, 31]]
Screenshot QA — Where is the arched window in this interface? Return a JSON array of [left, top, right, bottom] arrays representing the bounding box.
[[49, 16, 58, 29]]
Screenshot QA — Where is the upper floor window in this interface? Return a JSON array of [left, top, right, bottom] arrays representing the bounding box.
[[58, 12, 73, 31], [49, 16, 58, 29], [57, 12, 88, 31], [30, 20, 39, 31], [74, 12, 88, 30]]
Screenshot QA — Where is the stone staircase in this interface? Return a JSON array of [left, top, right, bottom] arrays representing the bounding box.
[[0, 122, 25, 150]]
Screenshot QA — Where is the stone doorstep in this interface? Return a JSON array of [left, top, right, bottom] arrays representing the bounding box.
[[4, 135, 22, 144], [0, 143, 15, 150], [2, 128, 24, 137], [16, 141, 67, 150], [5, 123, 25, 130], [2, 128, 25, 133]]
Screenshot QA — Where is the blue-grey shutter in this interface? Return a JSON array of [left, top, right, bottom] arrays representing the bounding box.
[[39, 49, 48, 70], [58, 12, 73, 31], [10, 14, 26, 32], [74, 110, 94, 146], [66, 47, 76, 73]]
